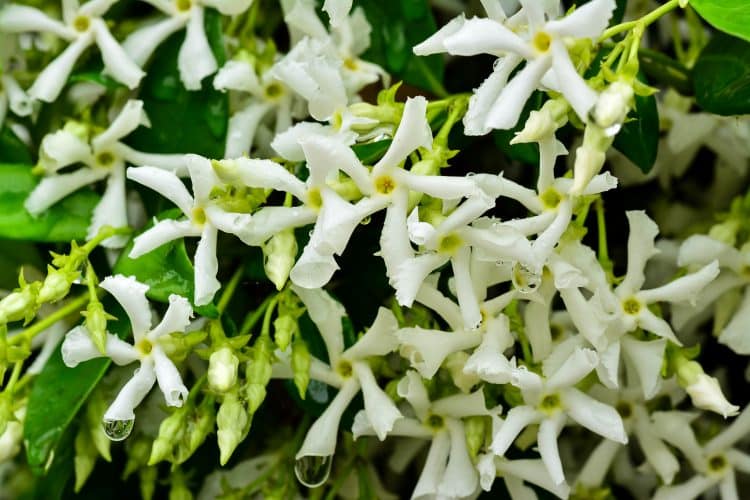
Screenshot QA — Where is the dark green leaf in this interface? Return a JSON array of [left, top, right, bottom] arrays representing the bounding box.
[[31, 427, 74, 499], [355, 0, 445, 95], [693, 32, 750, 116], [351, 139, 392, 164], [0, 164, 99, 242], [690, 0, 750, 42], [24, 301, 129, 474], [0, 240, 43, 289], [613, 90, 659, 173], [125, 8, 228, 158], [68, 72, 124, 90], [113, 211, 219, 318], [0, 127, 33, 164]]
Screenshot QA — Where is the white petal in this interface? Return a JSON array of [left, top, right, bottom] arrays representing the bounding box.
[[396, 370, 431, 421], [438, 419, 479, 498], [633, 422, 679, 485], [272, 122, 356, 162], [1, 75, 32, 117], [148, 294, 193, 340], [652, 476, 718, 500], [546, 347, 598, 391], [224, 102, 272, 158], [636, 308, 681, 345], [490, 405, 541, 455], [28, 34, 94, 102], [373, 96, 432, 173], [412, 431, 451, 500], [185, 153, 220, 203], [414, 282, 464, 332], [379, 190, 414, 279], [216, 157, 307, 200], [213, 60, 261, 93], [464, 316, 516, 384], [464, 55, 522, 136], [283, 0, 328, 39], [621, 336, 667, 400], [100, 274, 153, 337], [719, 287, 750, 354], [432, 389, 489, 419], [398, 170, 478, 200], [531, 198, 572, 268], [652, 411, 704, 468], [538, 413, 567, 485], [129, 218, 200, 259], [103, 361, 157, 421], [78, 0, 119, 16], [122, 16, 186, 67], [576, 438, 621, 488], [93, 100, 148, 151], [638, 260, 719, 305], [232, 206, 316, 246], [497, 458, 571, 499], [88, 164, 129, 248], [451, 247, 482, 329], [203, 206, 253, 238], [413, 14, 466, 56], [296, 378, 360, 459], [291, 285, 346, 366], [61, 325, 137, 367], [201, 0, 254, 15], [193, 224, 220, 306], [93, 20, 144, 89], [486, 56, 551, 131], [0, 5, 73, 39], [178, 7, 218, 90], [352, 361, 401, 440], [127, 166, 194, 216], [114, 144, 188, 175], [546, 0, 616, 39], [322, 0, 352, 27], [312, 192, 385, 255], [562, 388, 627, 443], [550, 40, 598, 121], [25, 168, 108, 215], [152, 346, 188, 407], [289, 243, 340, 289], [617, 210, 659, 297], [395, 327, 482, 379], [300, 136, 372, 195], [341, 308, 399, 359], [443, 17, 530, 57]]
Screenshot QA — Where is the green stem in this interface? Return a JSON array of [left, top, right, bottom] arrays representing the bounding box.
[[82, 225, 131, 254], [595, 198, 614, 279], [261, 296, 280, 337], [4, 360, 23, 393], [9, 293, 89, 345], [599, 0, 680, 42], [239, 295, 275, 337], [217, 267, 244, 314]]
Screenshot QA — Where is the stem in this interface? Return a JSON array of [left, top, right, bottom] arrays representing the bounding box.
[[261, 296, 280, 337], [9, 293, 89, 345], [599, 0, 680, 42], [239, 295, 275, 336], [595, 198, 613, 277], [4, 360, 23, 393], [217, 267, 244, 314], [82, 225, 131, 254]]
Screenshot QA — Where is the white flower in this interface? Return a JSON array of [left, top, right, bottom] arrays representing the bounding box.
[[61, 275, 193, 421], [414, 0, 617, 133], [127, 154, 262, 305], [0, 0, 145, 102], [25, 100, 186, 248], [123, 0, 254, 90]]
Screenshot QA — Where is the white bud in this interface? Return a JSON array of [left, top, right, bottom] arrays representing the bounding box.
[[685, 374, 739, 418], [511, 109, 556, 144], [571, 144, 606, 195], [208, 347, 239, 393], [593, 81, 634, 129]]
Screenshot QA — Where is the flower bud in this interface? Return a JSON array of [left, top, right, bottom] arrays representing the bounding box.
[[263, 230, 297, 291], [291, 338, 311, 398], [208, 347, 239, 393], [593, 81, 634, 130], [0, 418, 23, 462], [211, 159, 240, 184], [38, 268, 77, 304], [464, 416, 488, 459], [149, 409, 186, 465], [83, 300, 109, 354], [571, 144, 607, 196], [0, 288, 35, 323], [273, 315, 297, 351], [683, 370, 739, 418], [217, 392, 249, 465]]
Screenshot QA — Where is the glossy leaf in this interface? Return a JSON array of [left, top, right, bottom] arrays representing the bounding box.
[[693, 33, 750, 116], [125, 8, 228, 158], [113, 210, 219, 318], [690, 0, 750, 42], [0, 164, 99, 242], [352, 139, 392, 164], [355, 0, 445, 95], [0, 127, 33, 164], [613, 90, 659, 173]]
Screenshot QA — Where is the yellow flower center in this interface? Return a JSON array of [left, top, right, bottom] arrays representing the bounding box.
[[264, 82, 284, 99], [374, 175, 396, 195], [622, 297, 641, 315], [192, 206, 207, 226], [73, 15, 90, 32], [616, 401, 633, 419], [337, 360, 352, 378], [175, 0, 192, 11], [343, 58, 358, 70], [438, 233, 463, 255], [137, 338, 153, 355], [95, 151, 115, 168], [426, 414, 444, 430], [533, 31, 552, 53], [539, 187, 562, 210], [307, 188, 322, 210], [539, 393, 561, 413]]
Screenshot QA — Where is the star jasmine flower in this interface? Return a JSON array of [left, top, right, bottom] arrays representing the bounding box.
[[353, 370, 497, 499], [285, 286, 402, 464], [60, 275, 193, 426], [122, 0, 253, 90], [0, 0, 145, 102], [414, 0, 617, 132], [25, 100, 186, 248], [491, 346, 627, 485], [126, 154, 260, 305], [653, 405, 750, 500], [478, 453, 571, 499], [322, 0, 352, 27], [0, 72, 32, 127]]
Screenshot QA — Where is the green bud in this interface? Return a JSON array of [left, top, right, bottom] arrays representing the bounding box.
[[464, 416, 488, 460], [0, 287, 37, 324], [83, 300, 110, 355], [168, 472, 193, 500], [160, 330, 208, 362], [263, 230, 297, 291], [273, 315, 297, 351], [291, 338, 310, 399], [217, 391, 249, 465], [208, 346, 239, 393], [708, 222, 739, 247], [149, 408, 187, 465], [0, 395, 12, 436], [123, 437, 151, 480], [38, 267, 78, 304], [175, 398, 215, 464], [74, 427, 98, 492], [139, 466, 158, 500], [243, 383, 267, 415]]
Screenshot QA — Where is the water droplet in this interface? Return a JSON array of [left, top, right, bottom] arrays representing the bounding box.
[[294, 455, 333, 488], [102, 418, 134, 441]]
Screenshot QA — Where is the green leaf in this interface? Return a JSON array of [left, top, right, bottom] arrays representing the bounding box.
[[125, 8, 228, 158], [355, 0, 445, 95], [690, 0, 750, 42], [693, 32, 750, 116], [113, 211, 219, 318], [351, 139, 392, 164], [0, 240, 43, 289], [0, 127, 33, 164], [613, 90, 659, 174], [24, 301, 129, 474], [31, 428, 74, 500], [0, 164, 99, 242]]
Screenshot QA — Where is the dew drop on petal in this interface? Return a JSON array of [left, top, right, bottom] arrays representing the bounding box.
[[294, 455, 333, 488], [102, 418, 134, 441]]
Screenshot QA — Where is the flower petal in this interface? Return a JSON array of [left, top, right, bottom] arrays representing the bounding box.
[[617, 210, 659, 297], [546, 0, 616, 39], [28, 34, 94, 102], [438, 419, 480, 498], [373, 96, 432, 173], [443, 17, 530, 57], [485, 56, 550, 130], [538, 413, 567, 485], [100, 275, 153, 337], [413, 14, 466, 56], [0, 5, 73, 39], [148, 294, 193, 340], [352, 361, 401, 440], [341, 307, 399, 359], [103, 360, 157, 421], [550, 40, 598, 121], [291, 285, 346, 366], [490, 405, 541, 455], [178, 7, 218, 90], [396, 370, 431, 421], [61, 325, 138, 367], [122, 16, 186, 67], [396, 327, 482, 379], [562, 387, 627, 443], [25, 168, 108, 215], [412, 430, 451, 500], [93, 19, 145, 89], [93, 100, 148, 151], [152, 346, 188, 407], [88, 164, 129, 248], [224, 102, 272, 158], [129, 218, 199, 259], [214, 157, 307, 201], [193, 224, 220, 306], [127, 166, 194, 216]]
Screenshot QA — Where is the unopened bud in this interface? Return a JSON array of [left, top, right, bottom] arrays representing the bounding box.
[[217, 392, 249, 465], [0, 289, 35, 323], [291, 339, 310, 398], [149, 409, 186, 465], [571, 144, 607, 195], [38, 268, 77, 303], [83, 300, 109, 354], [273, 315, 297, 351], [211, 159, 240, 184], [263, 230, 297, 291], [0, 418, 23, 462], [208, 347, 239, 393], [593, 81, 634, 130], [683, 370, 739, 418]]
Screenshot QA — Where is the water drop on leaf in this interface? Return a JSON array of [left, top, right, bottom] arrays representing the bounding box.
[[294, 455, 333, 488], [102, 418, 134, 441]]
